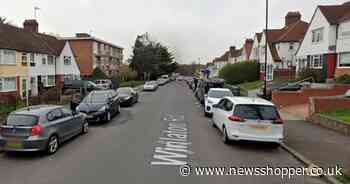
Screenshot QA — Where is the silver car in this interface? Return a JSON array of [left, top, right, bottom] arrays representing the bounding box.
[[0, 105, 88, 154]]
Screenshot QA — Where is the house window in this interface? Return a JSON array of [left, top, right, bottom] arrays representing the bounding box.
[[312, 28, 324, 43], [312, 55, 323, 68], [42, 56, 47, 65], [0, 50, 16, 65], [30, 53, 35, 67], [289, 43, 294, 50], [47, 75, 55, 86], [0, 77, 16, 92], [267, 64, 273, 81], [339, 53, 350, 67], [48, 56, 54, 65], [64, 56, 72, 65], [21, 53, 28, 64]]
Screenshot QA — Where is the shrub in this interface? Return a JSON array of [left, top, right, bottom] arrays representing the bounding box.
[[91, 67, 108, 80], [297, 68, 324, 83], [218, 61, 259, 85], [336, 74, 350, 84]]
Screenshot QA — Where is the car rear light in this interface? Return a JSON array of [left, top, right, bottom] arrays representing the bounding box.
[[31, 125, 43, 136], [273, 118, 284, 124], [228, 115, 245, 122]]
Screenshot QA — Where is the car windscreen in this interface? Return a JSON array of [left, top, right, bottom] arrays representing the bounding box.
[[208, 90, 233, 98], [234, 105, 280, 120], [6, 115, 38, 126], [83, 92, 109, 103]]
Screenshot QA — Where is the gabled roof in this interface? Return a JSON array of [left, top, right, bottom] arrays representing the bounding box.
[[265, 29, 285, 62], [243, 39, 254, 59], [277, 20, 309, 42], [319, 4, 350, 24], [0, 23, 65, 56]]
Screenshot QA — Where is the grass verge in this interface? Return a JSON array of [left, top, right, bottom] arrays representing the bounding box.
[[237, 80, 263, 96], [321, 109, 350, 125]]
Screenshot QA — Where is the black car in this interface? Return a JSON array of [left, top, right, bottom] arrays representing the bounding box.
[[195, 78, 225, 104], [117, 87, 139, 107], [76, 90, 120, 122]]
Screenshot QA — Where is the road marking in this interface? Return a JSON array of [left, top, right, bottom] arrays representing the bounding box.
[[151, 114, 193, 166]]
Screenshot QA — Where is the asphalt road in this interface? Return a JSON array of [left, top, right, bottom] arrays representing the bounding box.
[[0, 82, 325, 184]]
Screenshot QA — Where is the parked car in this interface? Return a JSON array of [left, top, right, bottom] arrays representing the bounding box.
[[157, 78, 168, 86], [76, 90, 120, 122], [212, 97, 283, 146], [117, 87, 139, 106], [195, 78, 225, 104], [204, 88, 234, 117], [0, 105, 88, 154], [143, 81, 158, 91], [95, 79, 112, 90], [64, 80, 100, 92]]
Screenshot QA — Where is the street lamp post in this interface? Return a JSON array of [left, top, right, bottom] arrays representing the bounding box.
[[264, 0, 269, 98]]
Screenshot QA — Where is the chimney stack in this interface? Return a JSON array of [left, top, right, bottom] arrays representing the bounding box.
[[23, 19, 38, 33], [285, 12, 301, 26]]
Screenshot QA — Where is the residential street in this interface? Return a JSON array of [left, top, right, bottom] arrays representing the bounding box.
[[0, 81, 325, 184]]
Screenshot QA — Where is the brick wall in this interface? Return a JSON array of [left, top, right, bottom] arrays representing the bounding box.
[[274, 69, 296, 81], [309, 96, 350, 116], [272, 84, 350, 108], [335, 68, 350, 78]]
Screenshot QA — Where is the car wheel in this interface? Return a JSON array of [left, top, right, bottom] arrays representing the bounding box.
[[46, 135, 59, 154], [222, 127, 230, 144], [82, 120, 89, 134]]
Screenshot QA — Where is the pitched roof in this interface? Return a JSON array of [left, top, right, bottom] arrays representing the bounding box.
[[265, 29, 285, 62], [277, 20, 309, 42], [244, 39, 254, 59], [0, 23, 65, 55], [318, 4, 350, 24], [219, 51, 230, 61]]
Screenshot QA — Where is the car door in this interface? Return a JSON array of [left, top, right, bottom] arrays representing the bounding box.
[[61, 108, 81, 135], [213, 99, 226, 129]]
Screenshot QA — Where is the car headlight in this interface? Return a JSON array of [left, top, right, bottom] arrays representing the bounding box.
[[98, 106, 107, 112]]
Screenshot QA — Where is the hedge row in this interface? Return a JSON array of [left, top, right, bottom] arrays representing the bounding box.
[[219, 61, 260, 85]]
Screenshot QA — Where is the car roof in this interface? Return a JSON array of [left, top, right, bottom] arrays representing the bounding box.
[[225, 97, 275, 106], [12, 105, 63, 116], [209, 88, 231, 92]]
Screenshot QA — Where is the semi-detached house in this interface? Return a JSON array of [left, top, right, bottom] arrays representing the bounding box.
[[0, 19, 80, 99], [296, 1, 350, 80]]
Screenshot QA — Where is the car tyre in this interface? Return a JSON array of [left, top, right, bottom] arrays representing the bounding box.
[[222, 127, 230, 145], [82, 120, 89, 134], [46, 135, 59, 155]]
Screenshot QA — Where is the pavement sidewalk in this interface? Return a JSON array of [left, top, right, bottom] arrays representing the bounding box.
[[280, 110, 350, 175]]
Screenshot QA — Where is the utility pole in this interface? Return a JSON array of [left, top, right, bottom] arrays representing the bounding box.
[[264, 0, 269, 98]]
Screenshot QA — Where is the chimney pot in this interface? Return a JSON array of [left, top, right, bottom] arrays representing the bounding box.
[[285, 12, 301, 26]]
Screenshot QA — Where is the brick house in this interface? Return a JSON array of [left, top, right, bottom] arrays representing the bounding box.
[[0, 20, 80, 99], [296, 1, 350, 81], [63, 34, 123, 78]]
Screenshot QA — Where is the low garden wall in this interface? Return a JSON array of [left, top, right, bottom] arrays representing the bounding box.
[[309, 96, 350, 116], [309, 114, 350, 137]]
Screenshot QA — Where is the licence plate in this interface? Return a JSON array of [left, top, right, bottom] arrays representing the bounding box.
[[6, 140, 23, 149], [249, 125, 269, 130]]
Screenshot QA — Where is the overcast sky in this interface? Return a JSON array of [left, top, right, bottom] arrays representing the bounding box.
[[1, 0, 349, 64]]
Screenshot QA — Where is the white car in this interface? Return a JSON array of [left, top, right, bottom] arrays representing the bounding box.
[[143, 81, 158, 91], [204, 88, 233, 117], [95, 79, 112, 90], [212, 97, 284, 146]]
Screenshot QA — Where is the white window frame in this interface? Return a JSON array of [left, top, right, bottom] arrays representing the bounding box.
[[338, 52, 350, 68], [311, 55, 323, 69], [0, 49, 16, 65], [47, 75, 56, 87], [42, 56, 47, 65], [0, 77, 17, 92], [267, 64, 274, 81], [48, 55, 55, 65], [312, 28, 324, 44], [64, 56, 72, 65]]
